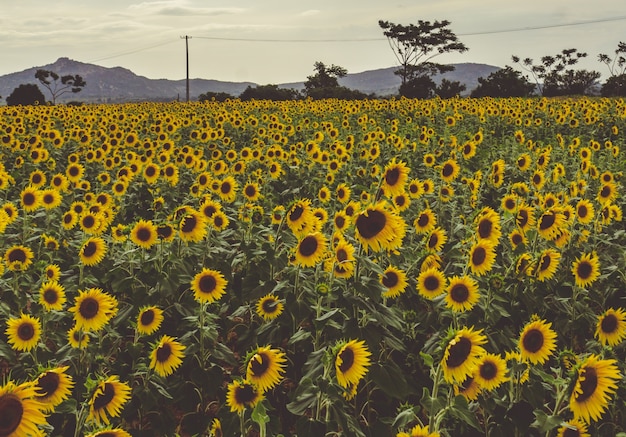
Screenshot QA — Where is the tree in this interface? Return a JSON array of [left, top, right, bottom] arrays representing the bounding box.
[[399, 75, 436, 99], [239, 85, 300, 101], [379, 19, 468, 89], [512, 49, 601, 96], [35, 69, 86, 104], [601, 75, 626, 97], [198, 91, 234, 102], [6, 84, 46, 106], [436, 78, 466, 98], [302, 62, 367, 99], [598, 41, 626, 77], [598, 42, 626, 97], [304, 62, 347, 93], [471, 66, 536, 98]]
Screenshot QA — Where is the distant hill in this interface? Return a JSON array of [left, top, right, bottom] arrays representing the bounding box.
[[0, 57, 500, 103]]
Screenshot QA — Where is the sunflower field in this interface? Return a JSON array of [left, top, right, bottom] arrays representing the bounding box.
[[0, 96, 625, 437]]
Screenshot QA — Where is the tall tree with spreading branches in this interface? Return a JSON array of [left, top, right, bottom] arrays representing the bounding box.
[[35, 69, 86, 104], [378, 19, 468, 90], [598, 41, 626, 96], [512, 49, 600, 96]]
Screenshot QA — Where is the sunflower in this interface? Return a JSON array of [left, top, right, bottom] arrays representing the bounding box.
[[0, 381, 48, 437], [69, 288, 118, 332], [381, 158, 410, 197], [336, 183, 352, 204], [20, 186, 41, 212], [508, 229, 527, 250], [130, 219, 158, 249], [86, 429, 133, 437], [516, 203, 536, 232], [87, 375, 132, 425], [256, 294, 284, 321], [39, 280, 66, 311], [209, 418, 223, 437], [423, 227, 446, 253], [335, 339, 372, 388], [454, 376, 482, 401], [66, 162, 85, 182], [475, 207, 501, 245], [216, 176, 238, 203], [318, 186, 331, 203], [400, 424, 440, 437], [150, 335, 186, 377], [442, 327, 487, 384], [179, 209, 207, 243], [333, 210, 350, 232], [501, 194, 518, 213], [414, 208, 437, 234], [294, 232, 328, 268], [35, 366, 74, 412], [556, 420, 590, 437], [191, 268, 228, 304], [210, 210, 230, 231], [40, 189, 62, 209], [467, 239, 497, 276], [286, 199, 315, 237], [136, 306, 164, 335], [226, 379, 263, 413], [536, 248, 561, 282], [569, 354, 621, 423], [242, 182, 261, 202], [416, 267, 447, 300], [380, 265, 408, 299], [6, 313, 41, 352], [575, 199, 595, 224], [354, 201, 406, 252], [67, 325, 90, 349], [571, 252, 600, 288], [597, 181, 617, 205], [79, 211, 103, 235], [246, 346, 287, 393], [4, 244, 34, 271], [595, 308, 626, 347], [440, 158, 460, 182], [43, 263, 61, 281], [325, 239, 356, 279], [518, 318, 557, 365], [80, 237, 107, 266], [537, 208, 567, 241], [408, 179, 423, 198], [474, 353, 509, 391], [445, 275, 480, 312]]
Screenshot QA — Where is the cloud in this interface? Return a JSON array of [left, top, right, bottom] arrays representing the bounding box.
[[128, 1, 245, 16], [299, 10, 320, 17]]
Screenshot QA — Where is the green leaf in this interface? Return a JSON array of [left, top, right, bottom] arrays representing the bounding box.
[[370, 361, 410, 399], [532, 410, 563, 433], [286, 378, 319, 416], [316, 307, 340, 321], [420, 351, 434, 368], [251, 402, 269, 426], [288, 328, 312, 345], [449, 395, 481, 430]]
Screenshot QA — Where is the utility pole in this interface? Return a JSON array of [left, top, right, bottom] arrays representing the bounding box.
[[181, 35, 191, 102]]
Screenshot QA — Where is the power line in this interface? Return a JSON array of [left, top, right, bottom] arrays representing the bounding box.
[[87, 39, 178, 63], [83, 14, 626, 64], [191, 15, 626, 43], [458, 15, 626, 36], [192, 35, 381, 43]]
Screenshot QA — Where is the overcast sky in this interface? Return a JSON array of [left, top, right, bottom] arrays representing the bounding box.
[[1, 0, 624, 84]]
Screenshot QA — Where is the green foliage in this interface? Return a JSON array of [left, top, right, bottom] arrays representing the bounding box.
[[6, 83, 46, 106]]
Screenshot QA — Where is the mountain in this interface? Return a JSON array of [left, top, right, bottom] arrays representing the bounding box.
[[0, 57, 500, 103]]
